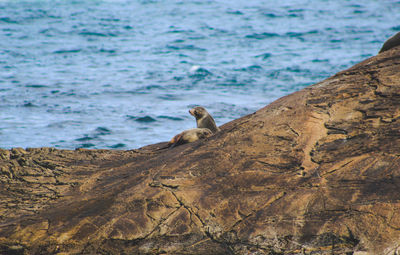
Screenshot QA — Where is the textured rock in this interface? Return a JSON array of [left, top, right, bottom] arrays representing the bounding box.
[[1, 47, 400, 254]]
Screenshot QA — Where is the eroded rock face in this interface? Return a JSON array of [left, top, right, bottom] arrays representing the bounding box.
[[1, 47, 400, 254]]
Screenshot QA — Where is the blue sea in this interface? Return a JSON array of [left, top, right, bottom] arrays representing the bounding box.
[[0, 0, 399, 149]]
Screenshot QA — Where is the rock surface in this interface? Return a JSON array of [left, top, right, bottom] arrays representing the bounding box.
[[1, 47, 400, 254]]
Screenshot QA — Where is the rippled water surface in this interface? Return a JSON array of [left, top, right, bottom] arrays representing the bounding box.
[[0, 0, 399, 149]]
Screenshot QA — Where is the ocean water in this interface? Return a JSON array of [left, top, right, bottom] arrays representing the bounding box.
[[0, 0, 399, 149]]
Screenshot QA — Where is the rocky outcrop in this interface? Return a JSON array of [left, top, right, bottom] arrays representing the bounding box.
[[1, 47, 400, 254]]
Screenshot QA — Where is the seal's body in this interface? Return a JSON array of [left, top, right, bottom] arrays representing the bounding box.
[[168, 128, 212, 147], [379, 32, 400, 53], [189, 106, 220, 133]]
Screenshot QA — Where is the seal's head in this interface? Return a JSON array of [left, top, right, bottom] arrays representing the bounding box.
[[189, 106, 208, 120], [189, 106, 220, 133], [195, 127, 213, 139]]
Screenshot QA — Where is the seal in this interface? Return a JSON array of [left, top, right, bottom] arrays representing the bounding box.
[[168, 128, 212, 148], [379, 32, 400, 53], [189, 106, 220, 133]]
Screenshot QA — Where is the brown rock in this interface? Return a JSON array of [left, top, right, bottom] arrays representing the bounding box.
[[1, 48, 400, 254]]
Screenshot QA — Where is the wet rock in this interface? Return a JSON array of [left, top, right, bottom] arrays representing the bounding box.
[[1, 48, 400, 254]]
